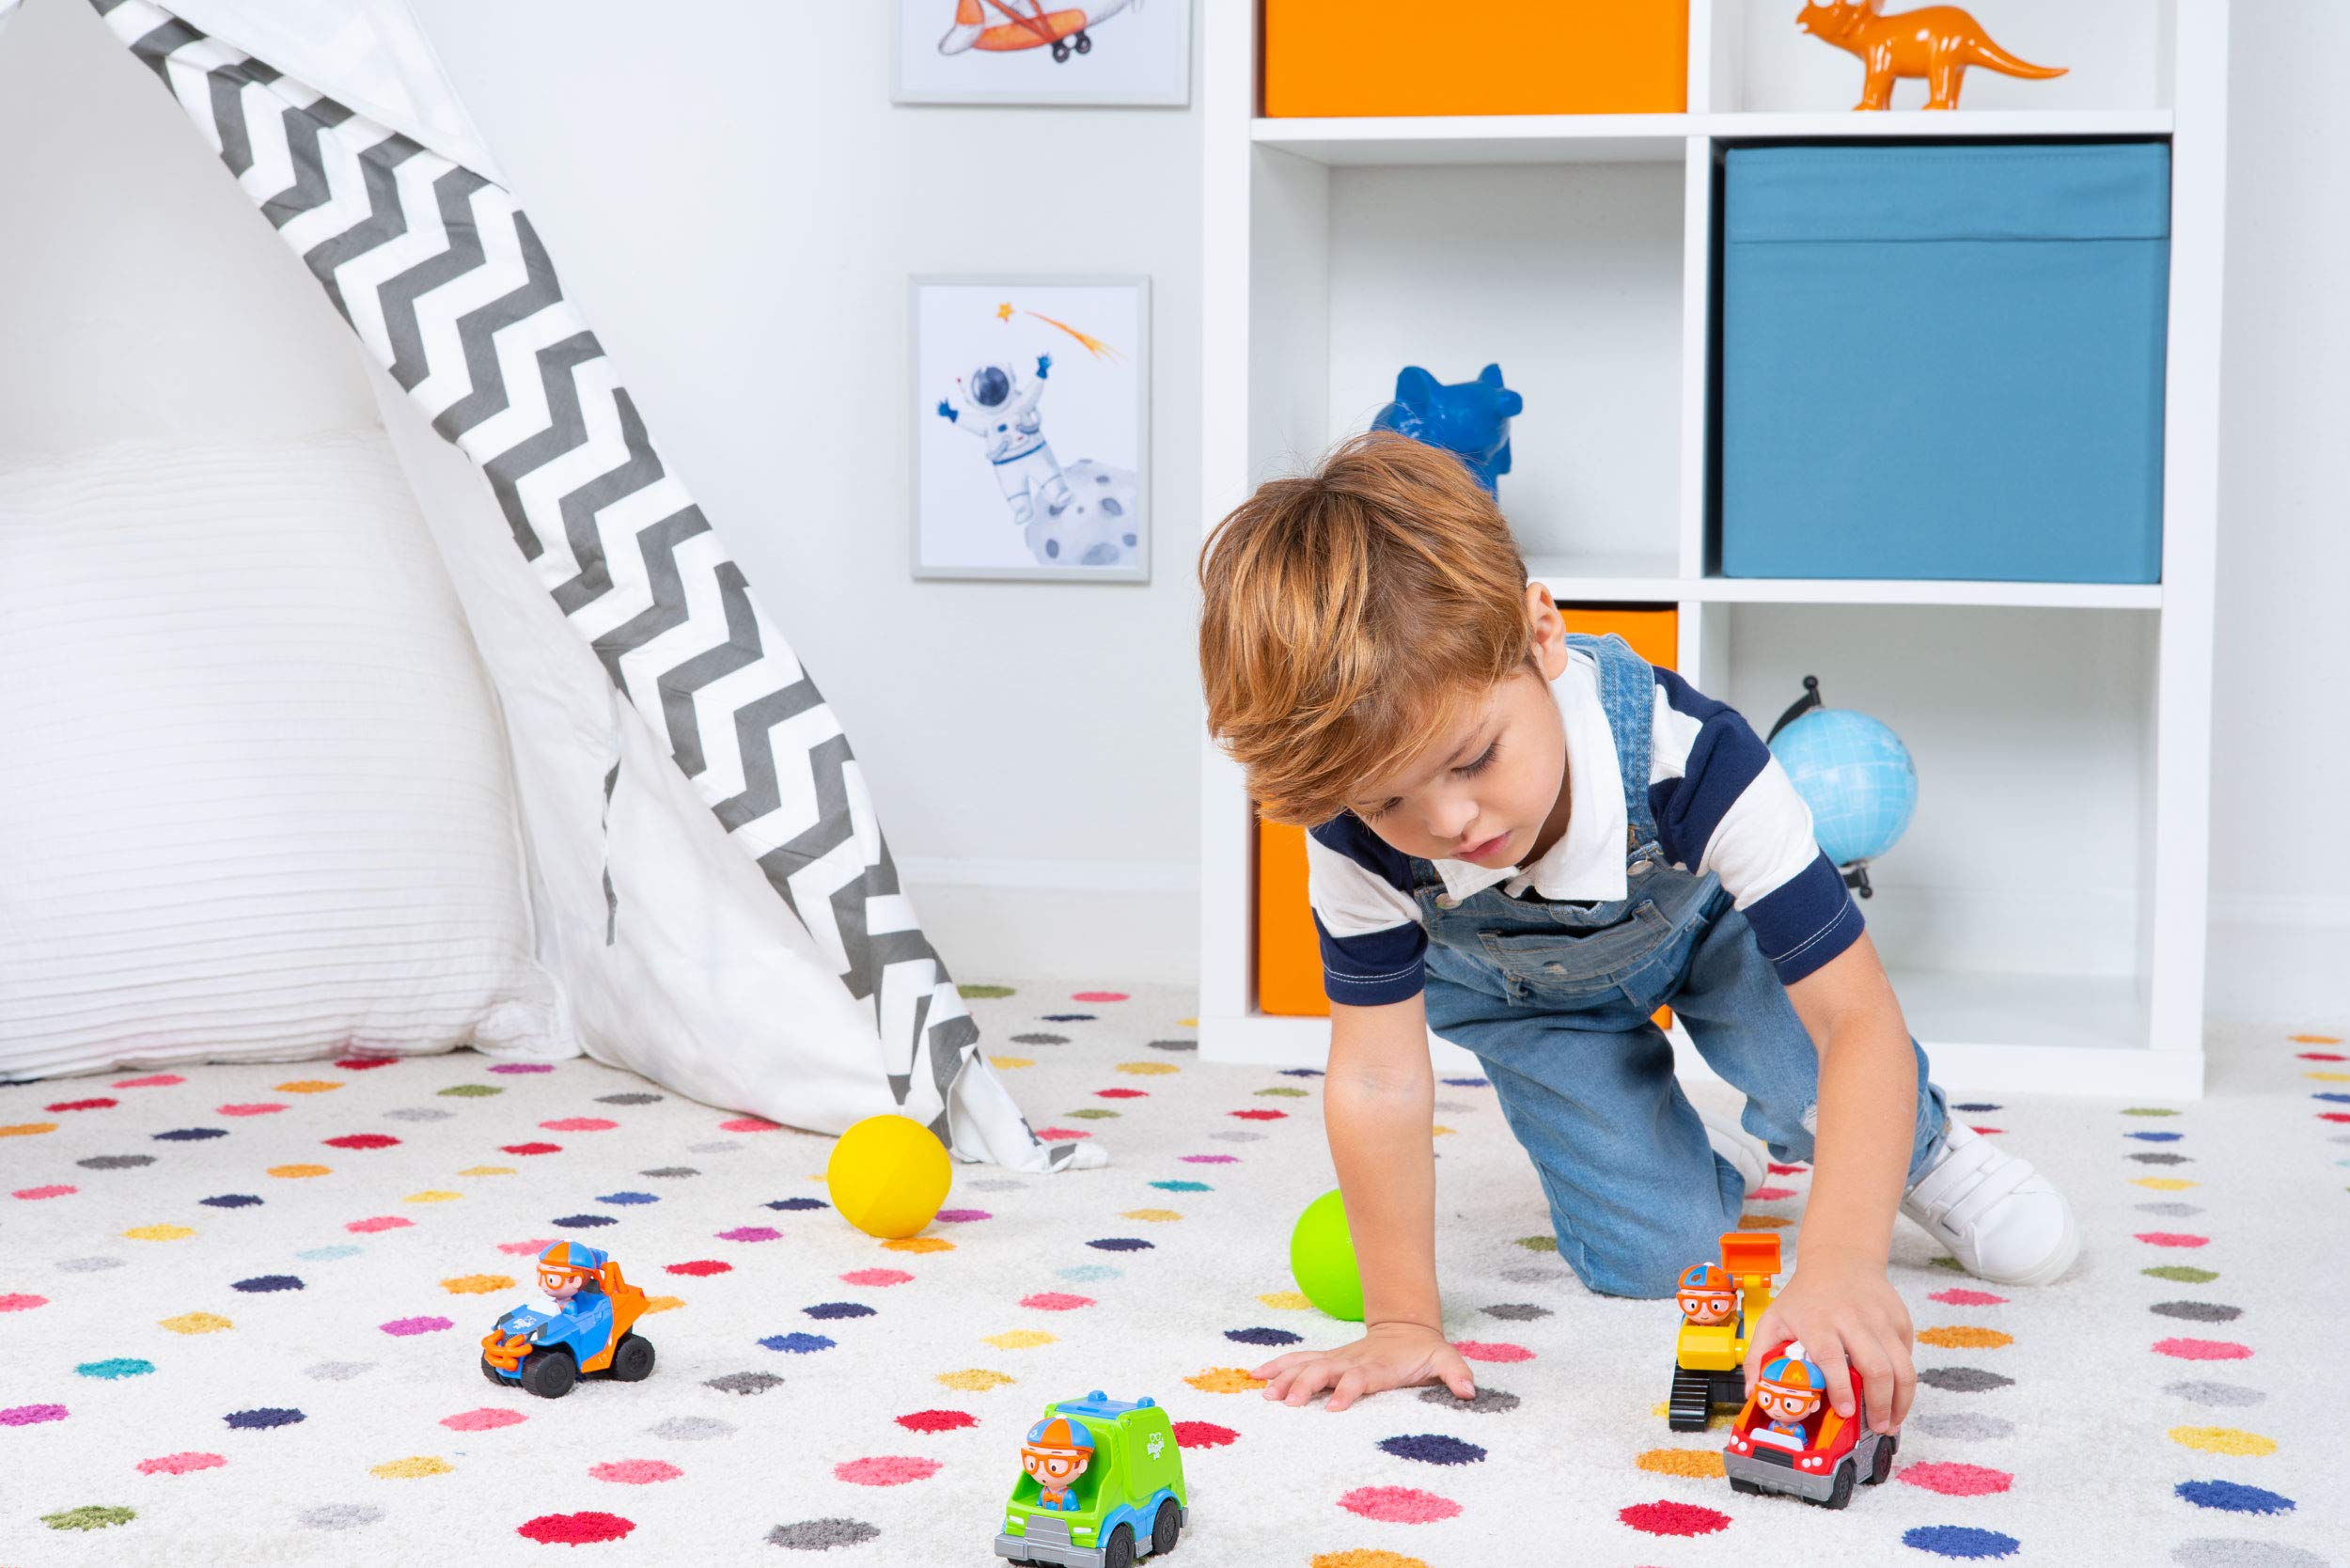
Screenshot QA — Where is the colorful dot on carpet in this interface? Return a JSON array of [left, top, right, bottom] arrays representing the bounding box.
[[649, 1418, 733, 1441], [323, 1134, 399, 1151], [1919, 1368, 2013, 1392], [2132, 1153, 2195, 1164], [1919, 1326, 2013, 1349], [405, 1191, 463, 1204], [442, 1274, 516, 1295], [1515, 1235, 1559, 1253], [2170, 1426, 2278, 1456], [2146, 1267, 2223, 1285], [590, 1459, 682, 1483], [766, 1197, 828, 1211], [123, 1224, 195, 1242], [543, 1118, 620, 1133], [439, 1084, 501, 1098], [2129, 1130, 2186, 1141], [1119, 1061, 1179, 1075], [1073, 990, 1128, 1002], [2171, 1542, 2332, 1568], [1174, 1421, 1238, 1449], [14, 1184, 75, 1200], [231, 1275, 303, 1294], [276, 1080, 342, 1094], [1424, 1387, 1521, 1413], [1063, 1108, 1120, 1121], [2123, 1106, 2182, 1116], [1618, 1499, 1728, 1536], [642, 1295, 684, 1314], [1151, 1180, 1211, 1193], [269, 1165, 331, 1179], [497, 1238, 557, 1255], [346, 1215, 413, 1234], [2309, 1072, 2350, 1082], [160, 1313, 232, 1335], [2156, 1339, 2252, 1360], [1899, 1463, 2013, 1496], [77, 1358, 153, 1379], [0, 1293, 47, 1312], [380, 1317, 453, 1337], [77, 1153, 150, 1168], [1225, 1327, 1302, 1346], [48, 1097, 118, 1112], [897, 1409, 978, 1433], [552, 1214, 617, 1230], [1930, 1288, 2009, 1306], [804, 1302, 875, 1321], [835, 1456, 940, 1487], [1041, 1013, 1095, 1022], [41, 1505, 134, 1531], [115, 1074, 183, 1087], [841, 1268, 912, 1287], [2290, 1032, 2342, 1043], [718, 1227, 782, 1243], [2134, 1177, 2201, 1191], [517, 1511, 634, 1544], [502, 1142, 562, 1156], [707, 1372, 785, 1396], [1903, 1526, 2021, 1559], [885, 1237, 954, 1254], [2138, 1232, 2211, 1247], [1952, 1101, 2001, 1112], [1, 1122, 59, 1137], [306, 1362, 373, 1381], [226, 1408, 306, 1430], [1378, 1435, 1486, 1466], [137, 1451, 227, 1476], [2, 1403, 68, 1426], [1119, 1208, 1182, 1223], [1229, 1107, 1285, 1120], [442, 1408, 527, 1432], [1086, 1237, 1152, 1251], [1636, 1448, 1725, 1479], [760, 1333, 836, 1354], [1341, 1486, 1463, 1525], [1182, 1153, 1239, 1164], [1454, 1341, 1533, 1363], [489, 1062, 555, 1074], [2152, 1301, 2243, 1323], [371, 1455, 452, 1479], [2167, 1380, 2265, 1407], [597, 1191, 659, 1206], [987, 1057, 1033, 1070], [1184, 1368, 1267, 1393], [1907, 1413, 2015, 1441], [768, 1519, 882, 1550], [983, 1330, 1056, 1350], [199, 1194, 262, 1210], [936, 1209, 993, 1223], [666, 1260, 736, 1279], [2175, 1480, 2295, 1514], [935, 1369, 1013, 1391], [1747, 1186, 1797, 1201], [151, 1128, 227, 1142], [1258, 1291, 1312, 1310]]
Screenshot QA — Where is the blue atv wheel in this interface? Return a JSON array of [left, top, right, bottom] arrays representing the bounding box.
[[479, 1356, 508, 1387]]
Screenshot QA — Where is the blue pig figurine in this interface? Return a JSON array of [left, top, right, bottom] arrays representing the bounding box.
[[1372, 364, 1523, 494]]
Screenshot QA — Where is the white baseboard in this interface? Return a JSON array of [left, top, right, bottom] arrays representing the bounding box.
[[2206, 893, 2350, 1027], [900, 857, 1198, 987]]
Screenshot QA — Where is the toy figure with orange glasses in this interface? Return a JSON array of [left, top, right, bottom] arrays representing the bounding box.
[[1755, 1346, 1828, 1441], [479, 1242, 654, 1399], [1666, 1231, 1781, 1431], [1020, 1414, 1095, 1512]]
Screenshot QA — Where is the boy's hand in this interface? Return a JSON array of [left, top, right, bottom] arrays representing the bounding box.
[[1252, 1321, 1478, 1414], [1742, 1252, 1917, 1433]]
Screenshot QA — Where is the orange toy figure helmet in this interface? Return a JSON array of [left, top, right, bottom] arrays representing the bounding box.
[[1675, 1262, 1735, 1325], [1021, 1414, 1095, 1496], [538, 1241, 609, 1294]]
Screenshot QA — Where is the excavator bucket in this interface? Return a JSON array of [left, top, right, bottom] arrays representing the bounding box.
[[1719, 1231, 1782, 1280]]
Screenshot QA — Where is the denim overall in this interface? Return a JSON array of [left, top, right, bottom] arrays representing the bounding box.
[[1414, 634, 1949, 1297]]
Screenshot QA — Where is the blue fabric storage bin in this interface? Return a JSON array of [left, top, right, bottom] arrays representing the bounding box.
[[1719, 144, 2170, 583]]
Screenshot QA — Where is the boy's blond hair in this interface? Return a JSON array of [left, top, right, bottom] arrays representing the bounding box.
[[1198, 431, 1530, 826]]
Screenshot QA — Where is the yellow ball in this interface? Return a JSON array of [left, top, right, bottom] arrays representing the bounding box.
[[826, 1115, 952, 1239]]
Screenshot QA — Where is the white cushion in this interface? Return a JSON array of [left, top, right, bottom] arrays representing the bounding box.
[[0, 429, 568, 1077]]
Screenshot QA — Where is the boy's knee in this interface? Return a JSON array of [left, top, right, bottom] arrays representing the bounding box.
[[1563, 1220, 1729, 1300]]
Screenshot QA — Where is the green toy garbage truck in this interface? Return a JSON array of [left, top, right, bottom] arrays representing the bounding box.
[[995, 1390, 1187, 1568]]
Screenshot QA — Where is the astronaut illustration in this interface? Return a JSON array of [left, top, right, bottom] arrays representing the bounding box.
[[938, 353, 1073, 526]]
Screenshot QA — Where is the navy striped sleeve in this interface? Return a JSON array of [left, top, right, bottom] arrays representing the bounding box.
[[1305, 816, 1427, 1007], [1745, 852, 1867, 985]]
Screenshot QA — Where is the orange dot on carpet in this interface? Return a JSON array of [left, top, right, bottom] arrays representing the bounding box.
[[1919, 1325, 2013, 1349], [1184, 1368, 1267, 1394], [1637, 1448, 1725, 1479]]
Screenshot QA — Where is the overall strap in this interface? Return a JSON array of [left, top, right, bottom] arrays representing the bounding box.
[[1562, 632, 1659, 851]]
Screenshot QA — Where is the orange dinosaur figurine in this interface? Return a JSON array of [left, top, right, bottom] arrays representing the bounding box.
[[1796, 1, 2065, 110]]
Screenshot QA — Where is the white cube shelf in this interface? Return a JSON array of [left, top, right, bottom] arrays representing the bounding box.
[[1199, 1, 2228, 1096]]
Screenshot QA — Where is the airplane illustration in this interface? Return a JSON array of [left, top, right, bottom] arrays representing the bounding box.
[[937, 0, 1136, 63]]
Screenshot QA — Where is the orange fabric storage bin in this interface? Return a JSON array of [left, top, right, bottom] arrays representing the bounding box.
[[1257, 605, 1679, 1017], [1262, 0, 1688, 118]]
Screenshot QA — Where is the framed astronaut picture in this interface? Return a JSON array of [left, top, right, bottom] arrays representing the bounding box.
[[911, 274, 1150, 583], [892, 0, 1192, 107]]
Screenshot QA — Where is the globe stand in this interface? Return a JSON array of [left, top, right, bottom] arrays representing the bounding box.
[[1767, 674, 1878, 902]]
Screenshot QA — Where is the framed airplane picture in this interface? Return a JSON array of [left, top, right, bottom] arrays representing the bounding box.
[[911, 275, 1150, 583], [892, 0, 1192, 106]]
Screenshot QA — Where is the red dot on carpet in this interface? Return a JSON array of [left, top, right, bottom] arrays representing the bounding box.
[[841, 1269, 914, 1287], [1898, 1462, 2014, 1497], [2137, 1231, 2211, 1247], [1454, 1341, 1533, 1363], [1096, 1089, 1148, 1100], [1020, 1293, 1095, 1311], [1339, 1486, 1461, 1524], [666, 1260, 732, 1277], [1035, 1128, 1090, 1140], [217, 1104, 285, 1117], [1767, 1162, 1808, 1175], [718, 1117, 782, 1134], [1072, 991, 1129, 1002], [346, 1215, 413, 1234], [1747, 1186, 1797, 1201], [1930, 1288, 2011, 1307], [896, 1409, 978, 1433], [335, 1058, 399, 1071], [114, 1074, 184, 1088], [12, 1186, 73, 1201], [2155, 1338, 2252, 1360], [589, 1459, 682, 1484], [1619, 1499, 1731, 1537], [136, 1451, 227, 1475], [834, 1455, 941, 1487], [0, 1294, 49, 1312], [324, 1134, 400, 1151], [1173, 1421, 1238, 1449], [498, 1238, 558, 1255], [543, 1118, 619, 1133], [502, 1143, 562, 1155], [443, 1408, 528, 1432], [517, 1512, 634, 1544]]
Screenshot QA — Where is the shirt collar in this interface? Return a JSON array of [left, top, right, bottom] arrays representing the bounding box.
[[1431, 649, 1628, 903]]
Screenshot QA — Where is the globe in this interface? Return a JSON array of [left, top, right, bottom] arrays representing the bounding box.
[[1768, 706, 1917, 870]]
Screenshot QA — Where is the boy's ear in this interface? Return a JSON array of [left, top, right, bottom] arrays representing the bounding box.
[[1524, 582, 1569, 680]]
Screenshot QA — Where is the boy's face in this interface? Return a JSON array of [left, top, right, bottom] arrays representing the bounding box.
[[1344, 584, 1572, 869]]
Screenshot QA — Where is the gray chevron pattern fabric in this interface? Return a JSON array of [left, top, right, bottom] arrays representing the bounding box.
[[91, 0, 1081, 1171]]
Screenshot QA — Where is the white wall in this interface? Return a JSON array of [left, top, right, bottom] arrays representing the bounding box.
[[407, 0, 1206, 983]]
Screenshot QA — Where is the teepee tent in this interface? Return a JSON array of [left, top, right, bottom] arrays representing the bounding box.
[[0, 0, 1098, 1173]]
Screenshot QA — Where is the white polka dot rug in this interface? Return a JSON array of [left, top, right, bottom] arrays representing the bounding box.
[[1, 988, 2342, 1565]]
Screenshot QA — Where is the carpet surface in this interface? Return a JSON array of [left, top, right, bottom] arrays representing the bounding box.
[[1, 985, 2343, 1566]]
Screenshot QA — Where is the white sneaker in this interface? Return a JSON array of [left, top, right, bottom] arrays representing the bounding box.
[[1700, 1104, 1769, 1194], [1901, 1121, 2080, 1286]]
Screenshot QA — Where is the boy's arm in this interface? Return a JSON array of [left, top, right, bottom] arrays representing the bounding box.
[[1744, 930, 1919, 1432], [1251, 993, 1477, 1412]]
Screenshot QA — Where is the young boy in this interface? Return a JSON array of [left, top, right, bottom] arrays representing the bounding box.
[[1197, 432, 2078, 1433]]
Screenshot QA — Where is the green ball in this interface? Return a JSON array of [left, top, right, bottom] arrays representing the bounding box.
[[1288, 1187, 1364, 1322]]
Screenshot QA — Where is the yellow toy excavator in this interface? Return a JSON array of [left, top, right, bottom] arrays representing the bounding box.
[[1667, 1231, 1781, 1432]]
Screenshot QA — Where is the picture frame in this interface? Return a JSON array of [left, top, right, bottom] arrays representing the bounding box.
[[891, 0, 1192, 107], [910, 274, 1151, 583]]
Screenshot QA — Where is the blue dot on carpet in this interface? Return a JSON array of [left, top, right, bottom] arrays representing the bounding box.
[[232, 1276, 304, 1294], [2175, 1480, 2295, 1515], [1152, 1180, 1210, 1192], [1951, 1102, 2001, 1113], [2128, 1131, 2186, 1142], [1057, 1265, 1120, 1282], [595, 1191, 659, 1205], [1279, 1068, 1325, 1078], [296, 1245, 362, 1262], [551, 1214, 616, 1229], [1040, 1013, 1096, 1023], [2312, 1092, 2350, 1104], [760, 1333, 836, 1354], [1440, 1077, 1490, 1089], [153, 1128, 227, 1141], [766, 1198, 828, 1211], [804, 1302, 876, 1320], [76, 1358, 154, 1379], [1224, 1327, 1301, 1346], [200, 1194, 262, 1208], [1087, 1238, 1152, 1252], [1904, 1526, 2021, 1559], [225, 1407, 306, 1430], [1379, 1434, 1486, 1466]]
